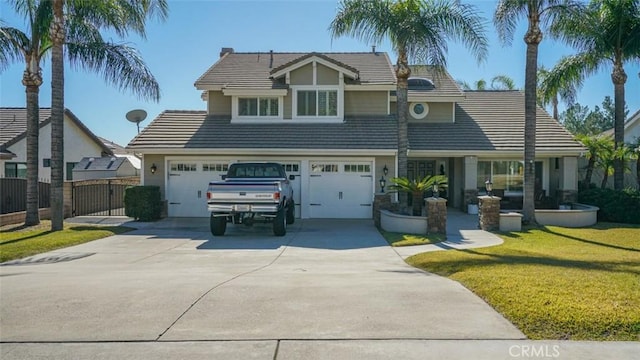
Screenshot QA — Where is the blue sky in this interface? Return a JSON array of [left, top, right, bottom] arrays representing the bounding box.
[[1, 0, 639, 148]]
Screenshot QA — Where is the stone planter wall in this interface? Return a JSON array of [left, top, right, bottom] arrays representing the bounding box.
[[535, 203, 598, 227], [380, 209, 428, 235]]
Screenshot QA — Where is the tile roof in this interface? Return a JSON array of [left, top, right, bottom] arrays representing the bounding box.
[[408, 91, 584, 153], [269, 52, 359, 76], [408, 65, 463, 98], [0, 107, 113, 155], [0, 107, 51, 145], [127, 111, 397, 150], [195, 52, 396, 90]]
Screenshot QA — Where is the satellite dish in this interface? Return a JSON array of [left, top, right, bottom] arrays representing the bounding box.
[[126, 109, 147, 133]]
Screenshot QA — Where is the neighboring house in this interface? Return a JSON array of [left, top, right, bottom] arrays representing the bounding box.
[[127, 48, 584, 218], [72, 156, 139, 180], [0, 108, 112, 181], [585, 109, 640, 189], [98, 136, 142, 172]]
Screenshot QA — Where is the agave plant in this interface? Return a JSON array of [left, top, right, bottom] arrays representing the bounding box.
[[389, 175, 448, 216]]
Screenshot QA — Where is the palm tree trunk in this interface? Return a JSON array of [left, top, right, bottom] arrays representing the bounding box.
[[50, 0, 65, 231], [412, 192, 422, 216], [585, 156, 596, 186], [396, 48, 410, 211], [611, 61, 627, 191], [522, 24, 541, 225], [22, 55, 43, 226], [636, 156, 639, 190], [552, 96, 559, 121], [601, 172, 608, 189], [24, 85, 40, 226]]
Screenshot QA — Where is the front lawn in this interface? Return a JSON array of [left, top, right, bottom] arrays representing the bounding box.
[[0, 221, 133, 262], [407, 223, 640, 341], [381, 230, 445, 247]]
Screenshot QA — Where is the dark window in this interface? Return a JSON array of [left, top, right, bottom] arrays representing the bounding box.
[[43, 158, 51, 167], [4, 162, 27, 178]]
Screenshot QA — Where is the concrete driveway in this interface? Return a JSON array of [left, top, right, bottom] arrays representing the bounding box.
[[1, 218, 526, 358]]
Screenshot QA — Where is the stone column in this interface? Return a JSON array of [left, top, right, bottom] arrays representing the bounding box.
[[373, 193, 392, 229], [426, 197, 447, 235], [478, 195, 500, 231]]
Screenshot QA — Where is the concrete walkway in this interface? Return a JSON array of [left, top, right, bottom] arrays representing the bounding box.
[[394, 209, 504, 258]]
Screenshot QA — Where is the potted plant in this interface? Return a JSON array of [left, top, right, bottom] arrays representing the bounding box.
[[389, 175, 448, 216]]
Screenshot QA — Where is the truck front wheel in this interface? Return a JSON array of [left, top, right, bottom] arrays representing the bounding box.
[[210, 213, 227, 236], [273, 208, 287, 236]]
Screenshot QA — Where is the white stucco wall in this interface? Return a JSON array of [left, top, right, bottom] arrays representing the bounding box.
[[3, 114, 105, 181]]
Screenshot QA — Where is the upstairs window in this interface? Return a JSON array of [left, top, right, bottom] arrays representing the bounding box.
[[297, 90, 337, 117], [238, 97, 279, 117]]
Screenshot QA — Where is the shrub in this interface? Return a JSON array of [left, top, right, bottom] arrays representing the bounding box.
[[124, 186, 162, 221], [578, 188, 640, 224]]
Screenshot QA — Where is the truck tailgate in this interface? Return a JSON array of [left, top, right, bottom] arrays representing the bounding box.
[[207, 181, 280, 203]]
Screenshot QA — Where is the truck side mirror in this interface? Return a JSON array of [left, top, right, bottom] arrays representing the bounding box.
[[289, 175, 295, 180]]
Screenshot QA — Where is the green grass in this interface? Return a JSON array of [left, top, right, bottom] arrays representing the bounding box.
[[381, 230, 446, 247], [0, 221, 133, 263], [406, 223, 640, 341]]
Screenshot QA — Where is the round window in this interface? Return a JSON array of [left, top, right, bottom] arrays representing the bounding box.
[[410, 102, 429, 119]]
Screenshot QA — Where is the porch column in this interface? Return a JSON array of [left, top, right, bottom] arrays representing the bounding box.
[[559, 156, 578, 203], [463, 156, 479, 212]]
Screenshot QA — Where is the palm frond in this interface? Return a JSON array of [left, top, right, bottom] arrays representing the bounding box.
[[493, 0, 525, 46], [0, 25, 29, 70], [66, 40, 160, 102], [490, 74, 516, 90]]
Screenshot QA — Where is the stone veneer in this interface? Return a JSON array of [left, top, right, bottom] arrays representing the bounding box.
[[426, 197, 447, 235], [478, 195, 501, 231]]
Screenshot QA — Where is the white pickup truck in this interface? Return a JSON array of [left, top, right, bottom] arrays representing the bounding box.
[[206, 162, 295, 236]]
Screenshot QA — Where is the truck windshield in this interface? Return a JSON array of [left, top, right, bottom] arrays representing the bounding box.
[[227, 164, 282, 178]]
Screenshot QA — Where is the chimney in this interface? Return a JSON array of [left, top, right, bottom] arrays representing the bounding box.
[[220, 47, 234, 58], [371, 45, 376, 54], [269, 50, 274, 68]]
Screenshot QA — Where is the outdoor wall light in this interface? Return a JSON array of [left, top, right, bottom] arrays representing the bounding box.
[[150, 163, 157, 174], [485, 179, 493, 196], [383, 165, 389, 176], [379, 176, 386, 193]]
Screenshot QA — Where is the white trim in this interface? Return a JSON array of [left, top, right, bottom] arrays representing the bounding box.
[[452, 102, 456, 123], [136, 148, 398, 156], [223, 89, 288, 96], [345, 84, 395, 91], [270, 55, 358, 80], [409, 102, 429, 119], [312, 61, 317, 85], [387, 91, 390, 115], [291, 85, 343, 121], [231, 95, 284, 122], [407, 149, 584, 157], [195, 84, 223, 91]]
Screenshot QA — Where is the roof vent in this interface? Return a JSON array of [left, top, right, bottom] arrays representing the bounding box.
[[220, 47, 234, 58]]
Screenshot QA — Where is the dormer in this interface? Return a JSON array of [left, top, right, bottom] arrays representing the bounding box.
[[195, 49, 396, 123], [390, 66, 465, 123]]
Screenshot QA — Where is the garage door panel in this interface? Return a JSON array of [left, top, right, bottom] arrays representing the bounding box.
[[167, 161, 227, 217], [308, 161, 372, 219]]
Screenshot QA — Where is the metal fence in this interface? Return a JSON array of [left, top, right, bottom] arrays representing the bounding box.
[[71, 178, 139, 216], [0, 178, 50, 214]]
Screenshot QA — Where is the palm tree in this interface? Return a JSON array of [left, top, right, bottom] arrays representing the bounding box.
[[48, 0, 167, 230], [0, 1, 53, 226], [329, 0, 487, 210], [389, 175, 448, 216], [537, 64, 576, 120], [546, 0, 640, 191], [577, 135, 610, 188], [494, 0, 579, 224], [595, 139, 631, 189], [458, 75, 516, 90]]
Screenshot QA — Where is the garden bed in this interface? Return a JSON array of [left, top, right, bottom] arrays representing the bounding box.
[[380, 209, 427, 235]]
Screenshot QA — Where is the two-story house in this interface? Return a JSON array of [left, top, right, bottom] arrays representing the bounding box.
[[127, 48, 584, 218]]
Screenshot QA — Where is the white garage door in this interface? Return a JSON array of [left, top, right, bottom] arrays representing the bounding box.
[[167, 161, 228, 217], [308, 162, 373, 218]]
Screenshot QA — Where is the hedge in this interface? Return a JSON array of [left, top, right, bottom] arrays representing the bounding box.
[[578, 188, 640, 224], [124, 186, 162, 221]]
